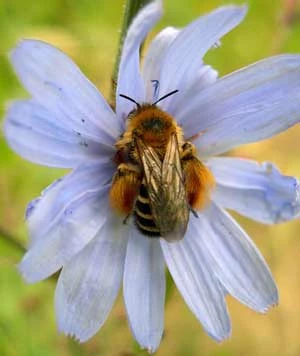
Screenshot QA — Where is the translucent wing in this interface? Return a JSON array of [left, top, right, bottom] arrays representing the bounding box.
[[136, 133, 189, 241]]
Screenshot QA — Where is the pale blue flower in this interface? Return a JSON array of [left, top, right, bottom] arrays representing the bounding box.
[[4, 1, 300, 352]]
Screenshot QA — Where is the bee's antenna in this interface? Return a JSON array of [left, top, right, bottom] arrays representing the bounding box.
[[119, 94, 141, 109], [153, 89, 179, 105]]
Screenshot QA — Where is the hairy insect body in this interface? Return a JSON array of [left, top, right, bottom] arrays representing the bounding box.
[[109, 104, 214, 241]]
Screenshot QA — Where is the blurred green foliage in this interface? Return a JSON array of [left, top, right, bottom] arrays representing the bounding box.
[[1, 0, 300, 355]]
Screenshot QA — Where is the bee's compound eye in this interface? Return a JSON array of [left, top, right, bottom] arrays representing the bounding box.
[[182, 142, 190, 150], [127, 110, 137, 119]]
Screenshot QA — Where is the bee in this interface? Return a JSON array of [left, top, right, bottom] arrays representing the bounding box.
[[109, 90, 215, 242]]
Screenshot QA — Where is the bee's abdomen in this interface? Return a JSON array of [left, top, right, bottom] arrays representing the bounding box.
[[134, 184, 160, 237]]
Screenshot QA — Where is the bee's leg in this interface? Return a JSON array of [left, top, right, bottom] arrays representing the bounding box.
[[109, 163, 142, 216], [181, 142, 215, 210], [123, 213, 131, 225], [189, 207, 199, 218]]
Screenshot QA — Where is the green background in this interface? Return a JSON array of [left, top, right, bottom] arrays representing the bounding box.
[[1, 0, 300, 355]]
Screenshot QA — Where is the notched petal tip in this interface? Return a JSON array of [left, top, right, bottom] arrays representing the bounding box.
[[146, 346, 156, 355], [209, 158, 300, 225], [58, 326, 86, 344], [262, 162, 300, 224], [201, 320, 231, 343], [213, 329, 231, 344], [137, 344, 158, 355], [71, 332, 88, 344], [257, 288, 279, 314]]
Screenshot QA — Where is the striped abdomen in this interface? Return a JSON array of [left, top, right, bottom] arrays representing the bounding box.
[[134, 183, 160, 237]]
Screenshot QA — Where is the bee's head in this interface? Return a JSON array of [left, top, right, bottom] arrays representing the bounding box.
[[130, 106, 177, 147], [119, 90, 180, 147]]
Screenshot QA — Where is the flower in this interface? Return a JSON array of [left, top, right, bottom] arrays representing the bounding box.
[[4, 0, 300, 353]]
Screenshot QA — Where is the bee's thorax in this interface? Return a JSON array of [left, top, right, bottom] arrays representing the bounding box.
[[127, 104, 182, 149]]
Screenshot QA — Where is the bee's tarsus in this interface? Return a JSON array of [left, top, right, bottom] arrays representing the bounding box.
[[190, 208, 199, 218], [123, 214, 131, 225]]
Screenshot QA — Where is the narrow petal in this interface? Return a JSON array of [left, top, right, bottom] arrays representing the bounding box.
[[25, 177, 62, 221], [4, 100, 113, 168], [158, 5, 247, 111], [55, 214, 129, 342], [161, 221, 231, 342], [19, 163, 113, 282], [124, 229, 165, 353], [195, 202, 278, 312], [166, 63, 218, 117], [178, 55, 300, 156], [27, 163, 113, 244], [142, 26, 179, 101], [11, 39, 120, 143], [207, 157, 300, 224], [116, 0, 163, 120], [142, 27, 217, 107]]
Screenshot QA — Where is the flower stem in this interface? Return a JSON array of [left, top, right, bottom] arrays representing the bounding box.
[[110, 0, 153, 103], [0, 226, 26, 253]]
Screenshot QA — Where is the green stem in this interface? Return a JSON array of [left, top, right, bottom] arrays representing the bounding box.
[[0, 227, 26, 253], [110, 0, 153, 103]]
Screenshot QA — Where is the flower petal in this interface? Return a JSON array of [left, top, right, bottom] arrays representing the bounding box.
[[11, 39, 119, 144], [142, 26, 179, 101], [142, 26, 217, 107], [28, 163, 113, 243], [124, 229, 165, 353], [167, 63, 218, 117], [116, 0, 163, 120], [179, 55, 300, 156], [158, 5, 247, 111], [207, 157, 300, 224], [196, 202, 278, 312], [4, 100, 114, 168], [55, 214, 129, 342], [160, 220, 231, 342], [19, 163, 113, 282]]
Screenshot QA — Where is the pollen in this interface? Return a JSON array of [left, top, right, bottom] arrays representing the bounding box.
[[181, 142, 215, 211], [183, 157, 215, 210], [109, 163, 141, 215]]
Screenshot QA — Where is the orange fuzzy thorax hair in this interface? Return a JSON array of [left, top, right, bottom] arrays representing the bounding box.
[[125, 105, 183, 148]]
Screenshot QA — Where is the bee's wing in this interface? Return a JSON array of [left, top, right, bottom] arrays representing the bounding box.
[[136, 134, 189, 241], [136, 138, 162, 193]]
